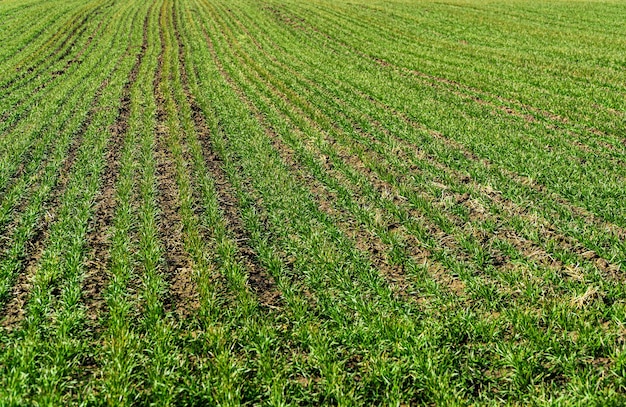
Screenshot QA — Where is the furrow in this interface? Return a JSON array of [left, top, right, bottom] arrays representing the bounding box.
[[153, 5, 196, 318], [172, 8, 279, 308]]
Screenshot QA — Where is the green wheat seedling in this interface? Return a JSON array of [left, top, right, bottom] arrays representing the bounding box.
[[0, 0, 624, 404]]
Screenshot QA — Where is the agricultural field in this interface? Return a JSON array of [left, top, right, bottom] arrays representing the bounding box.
[[0, 0, 625, 404]]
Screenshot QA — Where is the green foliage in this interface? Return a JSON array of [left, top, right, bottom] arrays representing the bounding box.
[[0, 0, 624, 405]]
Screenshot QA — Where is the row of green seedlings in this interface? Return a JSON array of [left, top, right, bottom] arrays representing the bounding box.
[[278, 0, 626, 228], [0, 0, 140, 316], [220, 1, 625, 309], [286, 0, 626, 139], [0, 0, 114, 135], [139, 1, 298, 403], [83, 0, 198, 403], [177, 0, 532, 403], [85, 0, 247, 402], [0, 0, 150, 404], [218, 0, 624, 364], [0, 0, 93, 77], [212, 0, 617, 330], [76, 0, 282, 402], [232, 0, 626, 286], [95, 0, 172, 404], [0, 0, 117, 226], [194, 0, 620, 402]]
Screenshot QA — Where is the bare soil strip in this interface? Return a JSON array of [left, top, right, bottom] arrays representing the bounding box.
[[82, 10, 150, 326], [175, 9, 280, 307], [153, 10, 197, 318], [1, 235, 46, 329]]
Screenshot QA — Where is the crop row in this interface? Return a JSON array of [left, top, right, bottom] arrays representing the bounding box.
[[0, 0, 624, 404]]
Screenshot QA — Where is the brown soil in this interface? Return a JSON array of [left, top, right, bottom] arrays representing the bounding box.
[[262, 6, 306, 30], [177, 8, 280, 307], [1, 227, 47, 329], [153, 6, 198, 319], [153, 132, 197, 320]]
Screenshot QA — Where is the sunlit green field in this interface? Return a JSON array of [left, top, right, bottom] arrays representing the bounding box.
[[0, 0, 625, 404]]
